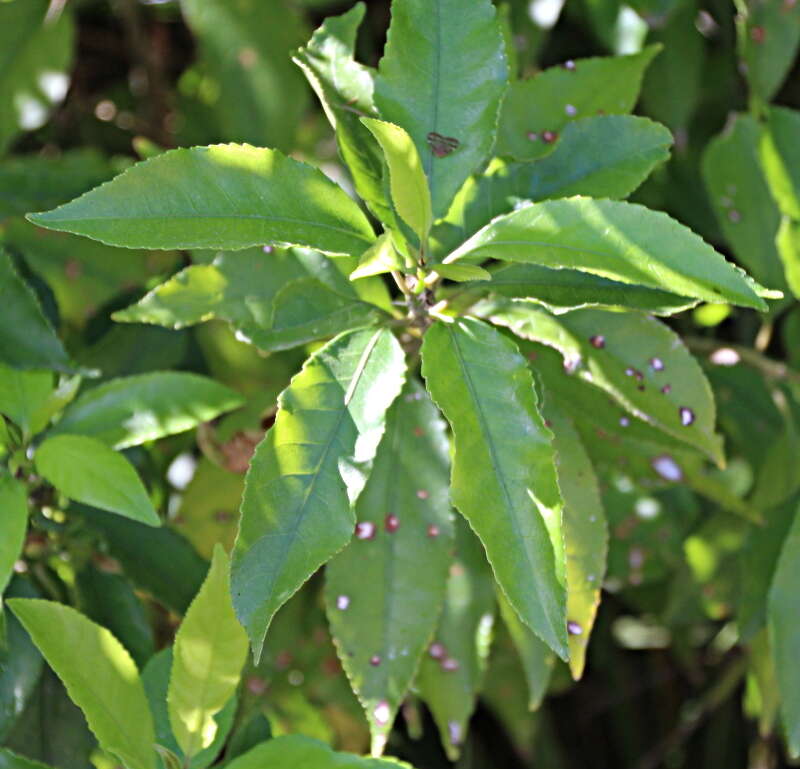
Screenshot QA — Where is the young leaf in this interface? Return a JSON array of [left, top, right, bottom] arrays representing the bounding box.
[[0, 365, 53, 440], [224, 734, 409, 769], [361, 119, 432, 245], [0, 477, 28, 598], [421, 318, 568, 658], [432, 263, 492, 282], [466, 263, 696, 316], [416, 518, 496, 760], [169, 545, 248, 759], [324, 379, 453, 756], [374, 0, 508, 218], [444, 197, 771, 310], [777, 217, 800, 300], [292, 4, 390, 223], [496, 46, 660, 161], [7, 599, 157, 769], [760, 107, 800, 221], [51, 372, 243, 449], [431, 115, 673, 257], [496, 591, 554, 710], [702, 115, 786, 294], [540, 400, 607, 679], [0, 0, 73, 155], [0, 251, 71, 372], [28, 145, 376, 257], [34, 434, 160, 526], [768, 501, 800, 758], [350, 234, 405, 280], [231, 327, 406, 659]]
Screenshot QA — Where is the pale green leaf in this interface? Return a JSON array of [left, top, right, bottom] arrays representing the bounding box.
[[7, 599, 157, 769], [325, 379, 453, 755], [225, 734, 410, 769], [350, 234, 404, 280], [169, 545, 247, 759], [0, 1, 73, 156], [0, 477, 28, 598], [28, 144, 376, 257], [540, 400, 607, 679], [231, 327, 406, 659], [0, 365, 53, 439], [35, 435, 160, 526], [702, 114, 786, 295], [760, 107, 800, 220], [416, 518, 495, 760], [0, 250, 70, 372], [374, 0, 508, 218], [421, 318, 567, 658], [445, 197, 771, 310], [292, 4, 390, 223], [51, 372, 243, 449], [432, 263, 491, 282], [431, 115, 673, 258], [777, 217, 800, 300], [362, 118, 432, 245], [496, 46, 660, 161], [497, 591, 554, 710], [486, 302, 723, 463], [768, 501, 800, 758]]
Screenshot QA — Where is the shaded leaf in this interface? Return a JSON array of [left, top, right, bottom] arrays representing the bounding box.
[[28, 145, 375, 257], [374, 0, 508, 218], [421, 318, 567, 658], [8, 599, 156, 769], [445, 197, 771, 310], [232, 328, 406, 659], [35, 435, 160, 526], [325, 379, 453, 754], [0, 749, 52, 769], [0, 477, 28, 599]]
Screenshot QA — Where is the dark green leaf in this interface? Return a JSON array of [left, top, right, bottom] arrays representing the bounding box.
[[232, 327, 406, 659], [421, 318, 567, 658], [375, 0, 508, 218], [0, 476, 28, 598], [28, 145, 376, 257], [0, 749, 52, 769], [325, 379, 453, 754]]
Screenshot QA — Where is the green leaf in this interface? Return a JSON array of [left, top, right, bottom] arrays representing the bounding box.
[[325, 379, 454, 755], [736, 0, 800, 104], [431, 115, 673, 258], [432, 263, 492, 282], [0, 251, 71, 372], [486, 302, 724, 463], [421, 318, 567, 658], [232, 327, 406, 659], [702, 114, 786, 295], [77, 506, 207, 615], [496, 591, 554, 710], [142, 649, 236, 769], [168, 545, 247, 759], [179, 0, 308, 152], [362, 118, 432, 245], [27, 145, 376, 257], [777, 217, 800, 300], [115, 247, 383, 351], [292, 4, 390, 223], [0, 749, 53, 769], [767, 500, 800, 758], [224, 734, 410, 769], [416, 518, 495, 760], [760, 107, 800, 221], [350, 234, 404, 280], [466, 263, 696, 315], [51, 373, 243, 449], [75, 565, 154, 669], [445, 197, 771, 310], [540, 400, 607, 679], [0, 1, 73, 156], [374, 0, 508, 218], [0, 477, 28, 599], [496, 46, 660, 161], [0, 366, 52, 439], [7, 599, 157, 769], [34, 435, 160, 526]]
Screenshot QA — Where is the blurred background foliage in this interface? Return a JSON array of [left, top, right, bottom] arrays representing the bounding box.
[[1, 0, 800, 767]]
